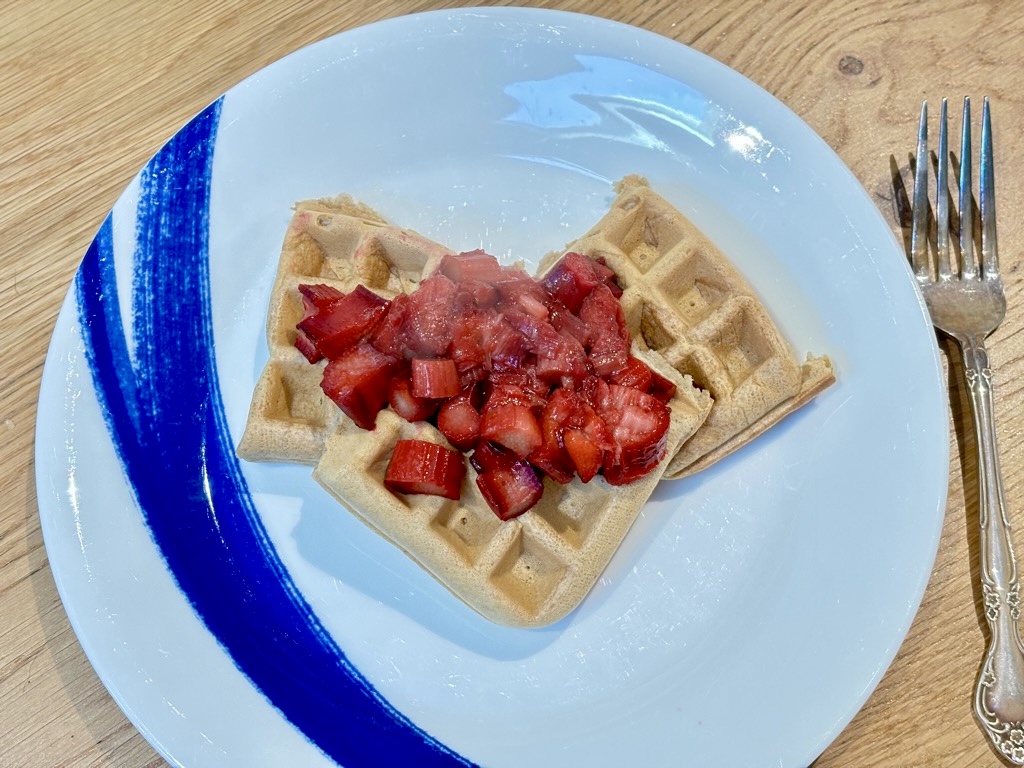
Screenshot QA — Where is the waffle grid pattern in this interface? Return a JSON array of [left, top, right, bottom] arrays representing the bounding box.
[[238, 182, 834, 625], [556, 177, 834, 478], [238, 195, 712, 626]]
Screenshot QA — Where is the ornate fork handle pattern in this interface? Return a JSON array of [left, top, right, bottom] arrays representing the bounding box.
[[911, 97, 1024, 764], [966, 335, 1024, 762]]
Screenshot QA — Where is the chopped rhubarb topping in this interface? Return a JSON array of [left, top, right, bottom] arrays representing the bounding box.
[[530, 386, 609, 485], [548, 301, 591, 346], [484, 316, 531, 372], [385, 439, 465, 500], [605, 355, 677, 405], [297, 250, 677, 519], [410, 358, 460, 399], [454, 280, 500, 310], [449, 309, 489, 375], [528, 445, 575, 485], [483, 382, 540, 410], [494, 268, 548, 309]]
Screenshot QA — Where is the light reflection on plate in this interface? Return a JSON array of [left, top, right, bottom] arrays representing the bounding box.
[[36, 8, 947, 767]]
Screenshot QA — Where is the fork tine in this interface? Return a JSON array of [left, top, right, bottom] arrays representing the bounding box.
[[980, 97, 999, 279], [959, 97, 977, 279], [935, 98, 952, 280], [911, 101, 931, 280]]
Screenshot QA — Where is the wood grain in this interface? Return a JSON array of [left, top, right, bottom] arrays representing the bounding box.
[[3, 1, 1024, 766]]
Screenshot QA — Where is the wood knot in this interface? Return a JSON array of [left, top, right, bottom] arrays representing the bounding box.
[[838, 55, 864, 75]]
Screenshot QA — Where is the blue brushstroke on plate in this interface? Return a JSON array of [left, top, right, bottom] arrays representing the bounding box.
[[75, 97, 476, 768]]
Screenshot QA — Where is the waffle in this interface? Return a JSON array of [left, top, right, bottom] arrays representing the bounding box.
[[237, 196, 713, 627], [546, 176, 835, 479]]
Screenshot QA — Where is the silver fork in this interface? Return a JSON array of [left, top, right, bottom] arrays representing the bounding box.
[[911, 97, 1024, 763]]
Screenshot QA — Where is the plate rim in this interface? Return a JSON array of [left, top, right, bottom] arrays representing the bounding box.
[[34, 7, 949, 768]]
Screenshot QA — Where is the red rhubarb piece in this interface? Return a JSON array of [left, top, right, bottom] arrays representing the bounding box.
[[528, 445, 575, 484], [479, 402, 542, 459], [597, 383, 671, 485], [537, 386, 577, 434], [367, 293, 410, 358], [448, 310, 491, 385], [298, 284, 390, 360], [482, 382, 541, 411], [294, 329, 322, 363], [454, 280, 500, 310], [475, 462, 544, 520], [548, 301, 591, 346], [647, 369, 678, 404], [609, 356, 654, 392], [501, 310, 586, 385], [589, 256, 623, 297], [384, 439, 466, 500], [438, 250, 505, 283], [530, 387, 601, 484], [469, 440, 519, 474], [573, 401, 614, 450], [541, 251, 620, 313], [580, 284, 630, 377], [388, 374, 439, 423], [563, 428, 603, 483], [609, 356, 677, 403], [575, 374, 606, 410], [495, 270, 550, 317], [294, 284, 347, 362], [484, 373, 549, 408], [410, 358, 460, 399], [535, 332, 587, 386], [437, 393, 482, 451], [298, 283, 346, 313], [484, 316, 531, 372], [536, 386, 575, 446], [319, 342, 400, 430], [404, 274, 458, 357]]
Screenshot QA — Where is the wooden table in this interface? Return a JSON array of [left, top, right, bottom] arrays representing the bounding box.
[[4, 1, 1023, 766]]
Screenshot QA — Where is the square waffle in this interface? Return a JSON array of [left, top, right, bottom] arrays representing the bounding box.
[[547, 176, 835, 479], [237, 194, 712, 627]]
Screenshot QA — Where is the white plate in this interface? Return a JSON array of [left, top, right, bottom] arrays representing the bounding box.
[[35, 8, 948, 768]]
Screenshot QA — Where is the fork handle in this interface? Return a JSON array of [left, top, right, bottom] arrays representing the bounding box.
[[964, 337, 1024, 762]]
